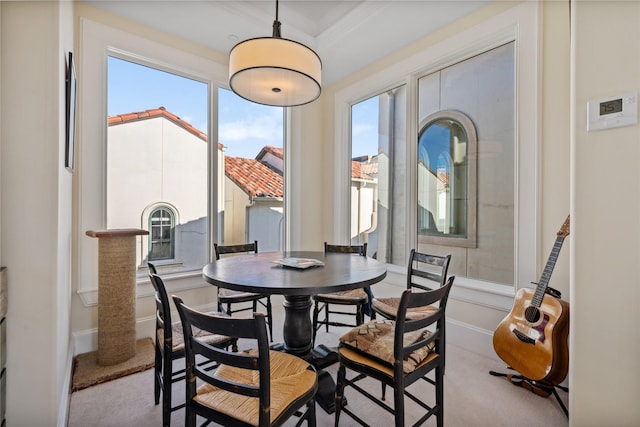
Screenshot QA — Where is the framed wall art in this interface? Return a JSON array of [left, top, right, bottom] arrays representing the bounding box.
[[65, 51, 77, 172]]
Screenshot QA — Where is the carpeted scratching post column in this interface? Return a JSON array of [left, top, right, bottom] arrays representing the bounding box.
[[86, 229, 149, 366]]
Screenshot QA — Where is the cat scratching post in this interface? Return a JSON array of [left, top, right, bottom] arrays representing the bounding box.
[[86, 229, 149, 366]]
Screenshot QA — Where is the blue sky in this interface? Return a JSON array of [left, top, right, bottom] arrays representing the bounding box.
[[351, 96, 379, 158], [108, 56, 378, 159]]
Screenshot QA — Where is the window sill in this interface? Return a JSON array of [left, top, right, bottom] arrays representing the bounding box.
[[77, 268, 207, 307], [381, 262, 514, 312]]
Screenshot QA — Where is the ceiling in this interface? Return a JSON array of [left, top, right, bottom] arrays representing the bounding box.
[[86, 0, 491, 85]]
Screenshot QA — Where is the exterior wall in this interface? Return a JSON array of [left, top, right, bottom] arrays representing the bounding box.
[[223, 176, 251, 245], [261, 151, 283, 172], [222, 178, 284, 251], [350, 182, 376, 244], [107, 118, 208, 271], [248, 200, 284, 252]]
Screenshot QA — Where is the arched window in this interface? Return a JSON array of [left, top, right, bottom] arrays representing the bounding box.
[[149, 206, 175, 261], [418, 110, 477, 248]]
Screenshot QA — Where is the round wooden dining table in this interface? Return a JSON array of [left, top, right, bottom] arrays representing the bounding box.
[[202, 251, 387, 355]]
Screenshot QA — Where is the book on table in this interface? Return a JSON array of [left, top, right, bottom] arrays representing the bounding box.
[[272, 257, 325, 269]]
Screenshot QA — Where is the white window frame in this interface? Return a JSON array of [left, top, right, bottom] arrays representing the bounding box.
[[77, 18, 228, 306], [332, 2, 540, 310]]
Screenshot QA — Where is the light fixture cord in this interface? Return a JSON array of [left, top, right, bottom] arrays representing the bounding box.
[[272, 0, 282, 38]]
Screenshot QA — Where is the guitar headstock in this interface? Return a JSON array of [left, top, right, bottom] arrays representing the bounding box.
[[557, 215, 570, 237]]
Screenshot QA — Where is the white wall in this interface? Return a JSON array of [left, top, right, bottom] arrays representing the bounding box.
[[72, 6, 225, 348], [0, 1, 74, 425], [570, 1, 640, 425], [0, 1, 636, 424], [286, 103, 326, 251]]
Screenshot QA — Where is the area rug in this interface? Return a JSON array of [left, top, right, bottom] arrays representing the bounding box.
[[71, 337, 155, 392]]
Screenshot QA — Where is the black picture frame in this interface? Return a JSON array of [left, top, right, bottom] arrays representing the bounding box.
[[65, 51, 77, 172]]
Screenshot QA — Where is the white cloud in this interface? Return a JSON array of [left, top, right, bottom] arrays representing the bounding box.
[[219, 110, 282, 143]]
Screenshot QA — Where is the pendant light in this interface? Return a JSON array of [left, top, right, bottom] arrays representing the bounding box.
[[228, 0, 322, 107]]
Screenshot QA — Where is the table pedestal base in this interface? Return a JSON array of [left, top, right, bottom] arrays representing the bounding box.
[[282, 295, 313, 355], [278, 293, 345, 415]]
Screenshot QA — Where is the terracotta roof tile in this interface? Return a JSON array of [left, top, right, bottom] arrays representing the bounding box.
[[352, 161, 378, 180], [360, 162, 378, 176], [352, 161, 363, 179], [108, 107, 222, 148], [225, 156, 283, 198]]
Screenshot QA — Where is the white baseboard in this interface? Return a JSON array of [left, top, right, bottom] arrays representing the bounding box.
[[72, 302, 218, 356], [447, 317, 501, 363], [58, 341, 74, 427]]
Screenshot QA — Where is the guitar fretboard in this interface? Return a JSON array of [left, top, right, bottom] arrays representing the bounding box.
[[531, 235, 565, 308]]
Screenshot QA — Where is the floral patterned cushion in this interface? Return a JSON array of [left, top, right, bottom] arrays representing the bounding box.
[[339, 319, 434, 374]]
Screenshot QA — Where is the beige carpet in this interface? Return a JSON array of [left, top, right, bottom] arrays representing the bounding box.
[[71, 337, 155, 392], [68, 294, 569, 426]]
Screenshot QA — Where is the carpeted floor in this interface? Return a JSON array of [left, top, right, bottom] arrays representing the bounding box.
[[68, 295, 569, 426], [71, 337, 155, 392]]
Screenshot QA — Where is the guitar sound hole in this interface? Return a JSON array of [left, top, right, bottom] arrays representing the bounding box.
[[524, 306, 540, 323]]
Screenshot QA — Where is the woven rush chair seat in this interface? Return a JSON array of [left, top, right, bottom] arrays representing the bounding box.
[[217, 287, 269, 302], [337, 345, 439, 380], [315, 287, 368, 303], [371, 297, 438, 321], [214, 241, 274, 341], [173, 296, 318, 427], [312, 242, 371, 345], [193, 349, 317, 426]]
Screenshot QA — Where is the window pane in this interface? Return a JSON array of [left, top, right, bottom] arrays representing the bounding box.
[[107, 57, 208, 271], [217, 88, 284, 251], [351, 87, 407, 265], [150, 208, 173, 256], [417, 42, 514, 284], [418, 117, 470, 238]]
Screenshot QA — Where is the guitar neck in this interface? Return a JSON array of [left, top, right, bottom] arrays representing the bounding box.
[[531, 235, 565, 307]]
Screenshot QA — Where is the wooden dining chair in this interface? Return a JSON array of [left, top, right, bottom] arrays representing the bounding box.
[[334, 276, 455, 427], [213, 241, 273, 341], [371, 249, 451, 321], [172, 296, 318, 427], [312, 242, 371, 346], [371, 249, 451, 370], [147, 263, 237, 427]]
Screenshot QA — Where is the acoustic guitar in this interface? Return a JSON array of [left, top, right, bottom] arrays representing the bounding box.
[[492, 216, 570, 385]]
